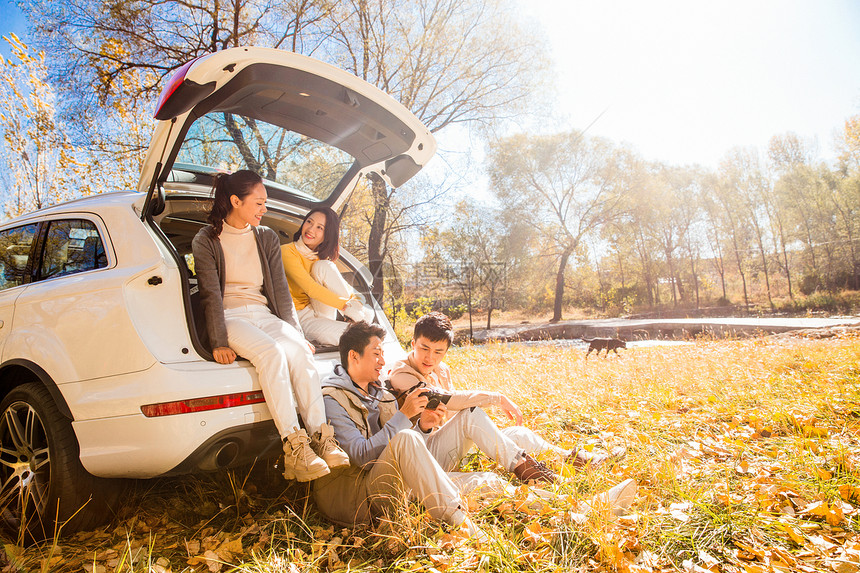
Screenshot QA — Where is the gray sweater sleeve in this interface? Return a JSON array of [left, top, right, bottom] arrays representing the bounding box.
[[324, 395, 412, 467], [257, 227, 303, 335], [191, 229, 230, 349]]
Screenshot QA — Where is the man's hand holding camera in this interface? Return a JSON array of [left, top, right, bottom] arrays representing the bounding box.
[[399, 386, 452, 433], [419, 402, 447, 432], [400, 386, 429, 419]]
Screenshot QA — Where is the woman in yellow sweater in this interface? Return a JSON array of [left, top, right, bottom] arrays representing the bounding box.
[[281, 207, 373, 345]]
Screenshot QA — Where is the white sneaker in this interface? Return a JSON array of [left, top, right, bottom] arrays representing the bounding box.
[[311, 423, 350, 469], [282, 428, 330, 482], [578, 478, 637, 516]]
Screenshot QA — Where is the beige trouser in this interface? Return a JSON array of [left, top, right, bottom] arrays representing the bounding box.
[[501, 426, 572, 459], [362, 408, 538, 526]]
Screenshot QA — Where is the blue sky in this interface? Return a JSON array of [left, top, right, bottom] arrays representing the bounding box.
[[0, 1, 26, 58]]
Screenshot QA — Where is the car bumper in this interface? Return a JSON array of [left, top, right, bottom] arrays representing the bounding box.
[[67, 358, 280, 478], [73, 409, 280, 478]]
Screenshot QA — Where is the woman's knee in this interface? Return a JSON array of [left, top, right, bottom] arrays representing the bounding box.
[[311, 260, 339, 283], [249, 343, 291, 368]]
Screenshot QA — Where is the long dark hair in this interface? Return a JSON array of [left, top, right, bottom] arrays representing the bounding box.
[[293, 207, 340, 261], [207, 170, 263, 237]]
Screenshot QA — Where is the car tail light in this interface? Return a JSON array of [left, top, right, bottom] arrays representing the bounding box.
[[141, 391, 266, 417], [153, 55, 217, 120]]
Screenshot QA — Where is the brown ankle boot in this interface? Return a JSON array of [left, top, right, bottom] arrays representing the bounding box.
[[513, 454, 559, 484]]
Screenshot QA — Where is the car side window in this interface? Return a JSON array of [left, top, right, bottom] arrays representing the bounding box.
[[39, 219, 108, 280], [0, 224, 39, 291]]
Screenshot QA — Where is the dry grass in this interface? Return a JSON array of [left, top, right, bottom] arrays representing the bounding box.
[[4, 333, 860, 572]]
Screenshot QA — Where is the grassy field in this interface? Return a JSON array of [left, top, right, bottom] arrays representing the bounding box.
[[4, 333, 860, 572]]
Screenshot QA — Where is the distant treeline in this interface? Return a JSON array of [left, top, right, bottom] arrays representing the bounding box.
[[375, 126, 860, 323]]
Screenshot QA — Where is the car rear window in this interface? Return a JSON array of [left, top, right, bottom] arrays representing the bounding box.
[[39, 219, 108, 280], [174, 111, 354, 202]]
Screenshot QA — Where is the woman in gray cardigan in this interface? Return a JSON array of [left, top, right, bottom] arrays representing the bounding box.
[[191, 170, 348, 482]]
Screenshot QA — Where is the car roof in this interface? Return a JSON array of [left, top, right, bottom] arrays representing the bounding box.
[[0, 192, 140, 228]]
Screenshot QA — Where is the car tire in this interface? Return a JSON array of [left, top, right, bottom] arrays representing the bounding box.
[[0, 382, 123, 542]]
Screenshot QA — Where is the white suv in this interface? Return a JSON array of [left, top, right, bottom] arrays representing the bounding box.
[[0, 47, 435, 539]]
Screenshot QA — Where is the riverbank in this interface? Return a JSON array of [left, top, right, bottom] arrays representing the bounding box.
[[455, 315, 860, 344]]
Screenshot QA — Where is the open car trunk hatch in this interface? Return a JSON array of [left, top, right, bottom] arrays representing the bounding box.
[[138, 47, 435, 213]]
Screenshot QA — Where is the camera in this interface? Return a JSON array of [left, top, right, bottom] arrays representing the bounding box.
[[421, 389, 452, 410]]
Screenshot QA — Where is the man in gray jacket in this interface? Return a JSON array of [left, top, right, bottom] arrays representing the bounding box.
[[312, 321, 555, 532]]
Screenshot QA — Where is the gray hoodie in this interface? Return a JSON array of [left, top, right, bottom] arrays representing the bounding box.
[[321, 364, 414, 467]]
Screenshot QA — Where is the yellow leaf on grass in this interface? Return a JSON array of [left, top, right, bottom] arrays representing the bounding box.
[[185, 540, 201, 555], [803, 500, 829, 517], [817, 467, 833, 480], [834, 562, 860, 573], [808, 534, 838, 551], [218, 538, 243, 559], [523, 521, 553, 549], [839, 484, 860, 502], [204, 550, 222, 573], [776, 520, 804, 545], [801, 499, 844, 525], [698, 550, 720, 569], [803, 425, 828, 438], [826, 503, 844, 526], [735, 541, 766, 560]]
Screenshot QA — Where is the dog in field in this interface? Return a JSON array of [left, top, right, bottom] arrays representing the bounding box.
[[584, 337, 627, 358]]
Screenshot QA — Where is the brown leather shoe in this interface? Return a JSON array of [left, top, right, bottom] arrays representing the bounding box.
[[513, 454, 559, 484]]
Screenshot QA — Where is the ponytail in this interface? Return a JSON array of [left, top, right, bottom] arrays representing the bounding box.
[[206, 170, 264, 237]]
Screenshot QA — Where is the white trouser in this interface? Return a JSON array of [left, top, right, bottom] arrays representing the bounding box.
[[224, 304, 326, 438], [427, 408, 525, 472], [297, 260, 352, 345], [362, 415, 551, 526], [365, 430, 469, 525], [501, 426, 572, 459]]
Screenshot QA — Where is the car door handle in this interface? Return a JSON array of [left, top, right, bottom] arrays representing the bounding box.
[[0, 320, 4, 328]]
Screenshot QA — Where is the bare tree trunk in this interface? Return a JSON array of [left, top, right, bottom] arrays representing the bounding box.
[[782, 244, 794, 299], [486, 284, 495, 330], [465, 266, 474, 340], [635, 226, 654, 307], [690, 257, 700, 309], [707, 220, 728, 300], [666, 256, 678, 307], [755, 236, 774, 309], [367, 173, 388, 302], [731, 237, 750, 310], [551, 246, 574, 323]]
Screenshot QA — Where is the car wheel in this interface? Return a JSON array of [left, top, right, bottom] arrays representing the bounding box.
[[0, 382, 122, 542]]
